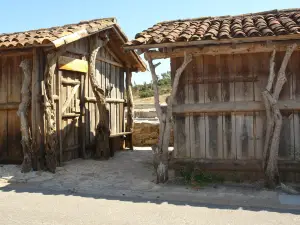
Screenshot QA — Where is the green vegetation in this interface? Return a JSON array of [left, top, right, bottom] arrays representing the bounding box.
[[133, 71, 171, 98], [180, 170, 225, 187]]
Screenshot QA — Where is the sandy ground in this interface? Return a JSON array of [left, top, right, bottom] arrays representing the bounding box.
[[1, 148, 300, 211]]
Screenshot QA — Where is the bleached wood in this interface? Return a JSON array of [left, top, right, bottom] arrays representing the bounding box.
[[146, 51, 192, 183], [18, 59, 33, 172]]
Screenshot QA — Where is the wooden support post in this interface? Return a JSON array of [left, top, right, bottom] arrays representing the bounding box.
[[58, 71, 63, 166], [80, 71, 87, 158], [125, 68, 134, 150], [18, 59, 33, 173], [262, 44, 297, 187], [145, 51, 192, 183], [44, 48, 65, 173], [88, 35, 110, 159]]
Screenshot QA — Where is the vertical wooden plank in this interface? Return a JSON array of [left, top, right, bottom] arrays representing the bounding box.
[[216, 55, 223, 159], [7, 56, 22, 103], [7, 110, 22, 160], [89, 67, 95, 145], [229, 55, 237, 160], [203, 55, 221, 159], [289, 51, 299, 161], [293, 51, 300, 160], [107, 63, 111, 130], [80, 73, 86, 158], [194, 56, 206, 159], [171, 58, 178, 157], [58, 71, 63, 165], [173, 58, 186, 158], [184, 61, 190, 158], [234, 54, 244, 160], [189, 59, 196, 158], [0, 56, 8, 160], [0, 111, 8, 160], [0, 56, 7, 104], [85, 61, 90, 147], [220, 54, 233, 159], [277, 52, 294, 160]]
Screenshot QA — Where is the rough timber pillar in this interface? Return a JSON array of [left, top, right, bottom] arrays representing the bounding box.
[[125, 68, 134, 149]]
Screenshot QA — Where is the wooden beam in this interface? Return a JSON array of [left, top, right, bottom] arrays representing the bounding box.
[[0, 103, 19, 110], [61, 77, 81, 85], [106, 98, 125, 103], [52, 95, 59, 100], [96, 56, 124, 68], [146, 42, 300, 59], [185, 75, 258, 84], [173, 100, 300, 114], [62, 113, 80, 118], [85, 96, 125, 103], [125, 68, 134, 149], [123, 34, 300, 51], [58, 56, 88, 73], [84, 96, 97, 102], [104, 46, 122, 63], [110, 131, 132, 138]]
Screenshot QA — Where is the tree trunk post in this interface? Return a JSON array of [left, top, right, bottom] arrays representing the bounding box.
[[145, 52, 192, 183], [125, 68, 134, 149], [88, 35, 110, 159], [44, 49, 65, 172], [262, 44, 297, 187], [18, 59, 33, 173]]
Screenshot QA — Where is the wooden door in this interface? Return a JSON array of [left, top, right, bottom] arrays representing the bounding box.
[[58, 70, 84, 162]]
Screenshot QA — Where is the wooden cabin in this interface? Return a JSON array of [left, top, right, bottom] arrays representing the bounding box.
[[124, 9, 300, 181], [0, 18, 146, 168]]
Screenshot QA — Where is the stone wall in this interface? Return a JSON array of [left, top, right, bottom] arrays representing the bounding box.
[[132, 120, 174, 147]]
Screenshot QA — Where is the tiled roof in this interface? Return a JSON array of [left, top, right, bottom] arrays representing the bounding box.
[[0, 18, 116, 49], [125, 9, 300, 47]]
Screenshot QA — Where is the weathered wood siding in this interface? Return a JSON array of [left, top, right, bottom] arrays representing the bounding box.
[[63, 37, 125, 158], [172, 51, 300, 162], [0, 52, 33, 163]]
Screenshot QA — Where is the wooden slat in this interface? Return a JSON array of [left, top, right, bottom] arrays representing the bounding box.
[[172, 100, 300, 114], [143, 42, 300, 59], [186, 75, 257, 84], [61, 77, 81, 85], [96, 56, 124, 68], [184, 62, 190, 158], [58, 71, 63, 165], [109, 131, 132, 138], [0, 103, 19, 110], [59, 56, 88, 73]]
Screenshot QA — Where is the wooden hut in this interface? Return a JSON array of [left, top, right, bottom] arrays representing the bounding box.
[[124, 9, 300, 181], [0, 18, 146, 171]]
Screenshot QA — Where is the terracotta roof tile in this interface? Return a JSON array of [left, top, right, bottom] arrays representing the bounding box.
[[0, 18, 116, 49], [125, 9, 300, 47]]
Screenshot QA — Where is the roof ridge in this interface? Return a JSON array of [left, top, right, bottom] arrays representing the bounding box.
[[157, 8, 300, 24], [0, 17, 116, 37]]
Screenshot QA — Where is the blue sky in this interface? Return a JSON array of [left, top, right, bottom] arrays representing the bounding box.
[[1, 0, 298, 84]]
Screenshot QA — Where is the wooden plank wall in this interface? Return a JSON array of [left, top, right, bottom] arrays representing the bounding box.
[[63, 37, 125, 157], [0, 52, 33, 163], [96, 47, 125, 136], [172, 50, 300, 162]]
